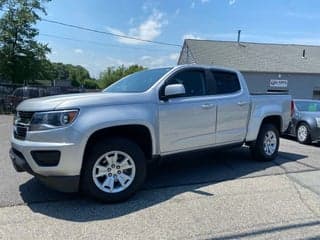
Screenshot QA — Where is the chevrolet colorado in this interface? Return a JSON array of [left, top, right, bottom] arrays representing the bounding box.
[[10, 65, 291, 202]]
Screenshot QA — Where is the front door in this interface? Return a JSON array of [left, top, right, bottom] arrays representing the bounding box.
[[159, 69, 217, 154]]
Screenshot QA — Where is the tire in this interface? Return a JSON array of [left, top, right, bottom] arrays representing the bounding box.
[[250, 124, 279, 161], [81, 138, 146, 203], [296, 123, 311, 144]]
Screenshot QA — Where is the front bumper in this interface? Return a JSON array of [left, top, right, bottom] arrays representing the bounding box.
[[10, 148, 79, 192], [10, 125, 85, 193]]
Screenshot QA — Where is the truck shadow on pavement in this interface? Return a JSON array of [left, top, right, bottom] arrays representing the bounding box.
[[19, 147, 308, 222]]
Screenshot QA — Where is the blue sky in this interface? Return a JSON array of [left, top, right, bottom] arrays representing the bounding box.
[[36, 0, 320, 77]]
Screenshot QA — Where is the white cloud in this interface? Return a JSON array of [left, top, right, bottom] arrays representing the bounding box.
[[142, 1, 158, 12], [191, 0, 210, 8], [229, 0, 236, 5], [140, 55, 152, 60], [74, 49, 83, 54], [107, 10, 167, 45], [142, 2, 148, 11], [286, 11, 320, 20], [137, 52, 180, 67], [169, 53, 180, 61], [105, 56, 135, 66], [182, 34, 203, 40]]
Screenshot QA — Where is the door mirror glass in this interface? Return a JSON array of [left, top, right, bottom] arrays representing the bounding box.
[[164, 84, 186, 98]]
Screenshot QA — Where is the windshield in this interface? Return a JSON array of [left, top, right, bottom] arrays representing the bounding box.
[[295, 101, 320, 112], [104, 68, 172, 93]]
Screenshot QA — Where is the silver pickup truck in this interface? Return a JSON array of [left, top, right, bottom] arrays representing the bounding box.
[[10, 65, 291, 202]]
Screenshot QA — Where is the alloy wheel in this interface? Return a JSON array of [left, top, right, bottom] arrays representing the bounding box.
[[263, 130, 277, 156], [297, 125, 308, 142], [92, 151, 136, 193]]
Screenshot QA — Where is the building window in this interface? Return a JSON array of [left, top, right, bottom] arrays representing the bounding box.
[[313, 88, 320, 100]]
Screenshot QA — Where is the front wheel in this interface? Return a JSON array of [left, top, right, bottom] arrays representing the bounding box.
[[250, 124, 279, 161], [81, 138, 146, 203]]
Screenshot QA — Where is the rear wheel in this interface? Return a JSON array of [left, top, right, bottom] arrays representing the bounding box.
[[251, 124, 279, 161], [81, 138, 146, 203], [296, 123, 311, 144]]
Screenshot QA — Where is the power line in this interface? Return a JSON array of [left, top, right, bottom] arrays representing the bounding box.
[[0, 8, 182, 48], [42, 18, 182, 47], [39, 33, 177, 52]]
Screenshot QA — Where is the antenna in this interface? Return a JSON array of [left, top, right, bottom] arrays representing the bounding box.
[[237, 30, 241, 44]]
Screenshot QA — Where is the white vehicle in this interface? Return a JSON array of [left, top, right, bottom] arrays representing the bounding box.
[[10, 65, 291, 202]]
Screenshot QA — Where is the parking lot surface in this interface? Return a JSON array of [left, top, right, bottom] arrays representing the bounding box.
[[1, 114, 320, 239]]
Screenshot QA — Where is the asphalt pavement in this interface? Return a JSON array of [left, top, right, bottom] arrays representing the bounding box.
[[1, 114, 320, 239]]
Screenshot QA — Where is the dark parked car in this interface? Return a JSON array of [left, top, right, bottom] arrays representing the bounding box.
[[6, 87, 47, 111], [286, 99, 320, 144], [0, 86, 11, 112]]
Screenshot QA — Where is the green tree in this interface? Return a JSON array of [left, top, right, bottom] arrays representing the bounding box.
[[83, 78, 99, 89], [99, 64, 145, 89], [0, 0, 51, 83], [67, 64, 90, 87], [42, 62, 93, 87]]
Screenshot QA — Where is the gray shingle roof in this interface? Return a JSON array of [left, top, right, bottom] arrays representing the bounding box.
[[179, 39, 320, 74]]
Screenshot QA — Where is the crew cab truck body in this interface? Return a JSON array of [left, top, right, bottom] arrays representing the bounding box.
[[10, 65, 291, 202]]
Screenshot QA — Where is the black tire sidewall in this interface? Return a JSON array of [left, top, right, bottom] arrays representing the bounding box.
[[251, 124, 280, 161], [81, 138, 146, 203]]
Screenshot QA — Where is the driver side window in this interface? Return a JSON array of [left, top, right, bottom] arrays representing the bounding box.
[[166, 70, 206, 97]]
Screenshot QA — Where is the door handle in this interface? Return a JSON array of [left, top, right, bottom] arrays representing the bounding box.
[[237, 101, 249, 106], [201, 103, 214, 109]]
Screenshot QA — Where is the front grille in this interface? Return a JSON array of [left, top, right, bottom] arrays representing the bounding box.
[[14, 111, 34, 140], [14, 126, 28, 139], [17, 111, 34, 125]]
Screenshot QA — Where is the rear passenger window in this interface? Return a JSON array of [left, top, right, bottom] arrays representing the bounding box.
[[212, 71, 241, 94], [167, 70, 206, 97]]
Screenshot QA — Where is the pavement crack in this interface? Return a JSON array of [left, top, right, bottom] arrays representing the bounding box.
[[273, 160, 320, 218], [290, 178, 320, 218]]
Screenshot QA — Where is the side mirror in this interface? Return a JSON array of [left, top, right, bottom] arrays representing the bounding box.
[[163, 84, 186, 99]]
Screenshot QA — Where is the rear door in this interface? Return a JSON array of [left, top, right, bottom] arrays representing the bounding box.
[[210, 70, 250, 145]]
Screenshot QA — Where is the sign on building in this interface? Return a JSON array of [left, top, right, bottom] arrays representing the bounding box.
[[270, 79, 288, 88]]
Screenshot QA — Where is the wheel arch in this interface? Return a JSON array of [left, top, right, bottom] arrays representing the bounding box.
[[296, 120, 310, 130], [82, 124, 154, 168], [246, 115, 282, 146], [296, 117, 316, 131], [260, 115, 282, 134]]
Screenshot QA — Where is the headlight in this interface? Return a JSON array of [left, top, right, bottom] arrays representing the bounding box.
[[30, 110, 79, 131], [316, 117, 320, 128]]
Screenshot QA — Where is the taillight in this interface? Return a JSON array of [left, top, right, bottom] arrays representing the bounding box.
[[290, 100, 294, 116]]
